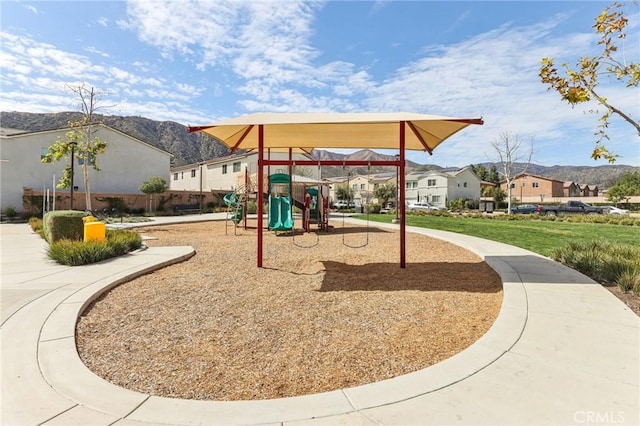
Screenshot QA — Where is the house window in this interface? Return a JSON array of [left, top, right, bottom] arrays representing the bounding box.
[[360, 184, 365, 190], [532, 182, 539, 188], [233, 162, 241, 172], [510, 183, 515, 188], [432, 195, 441, 203], [412, 182, 417, 189], [40, 147, 48, 160], [173, 173, 178, 180], [427, 179, 436, 187], [181, 172, 184, 179], [463, 182, 467, 188], [191, 169, 196, 178], [77, 153, 94, 166], [222, 165, 228, 174], [352, 184, 357, 190]]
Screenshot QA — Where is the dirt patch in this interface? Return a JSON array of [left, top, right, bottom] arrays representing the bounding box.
[[76, 220, 503, 401]]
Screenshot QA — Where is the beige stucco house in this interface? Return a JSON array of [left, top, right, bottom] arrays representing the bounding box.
[[0, 125, 172, 214], [169, 151, 320, 194]]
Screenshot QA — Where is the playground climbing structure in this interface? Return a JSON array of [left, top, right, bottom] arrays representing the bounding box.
[[223, 171, 255, 234]]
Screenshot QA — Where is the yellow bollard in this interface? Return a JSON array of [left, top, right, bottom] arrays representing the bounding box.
[[84, 221, 106, 242]]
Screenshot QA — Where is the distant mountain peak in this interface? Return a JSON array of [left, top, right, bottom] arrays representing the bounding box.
[[1, 111, 636, 186]]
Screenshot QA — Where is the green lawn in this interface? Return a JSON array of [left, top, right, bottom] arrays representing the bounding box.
[[363, 214, 640, 257]]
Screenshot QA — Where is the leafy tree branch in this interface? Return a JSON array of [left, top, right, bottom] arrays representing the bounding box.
[[539, 1, 639, 163]]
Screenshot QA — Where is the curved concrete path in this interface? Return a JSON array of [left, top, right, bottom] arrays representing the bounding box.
[[1, 214, 638, 425]]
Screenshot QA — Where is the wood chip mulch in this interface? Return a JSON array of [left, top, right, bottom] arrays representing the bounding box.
[[76, 220, 503, 401]]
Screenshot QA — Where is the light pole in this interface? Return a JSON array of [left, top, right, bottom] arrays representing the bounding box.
[[69, 141, 77, 210]]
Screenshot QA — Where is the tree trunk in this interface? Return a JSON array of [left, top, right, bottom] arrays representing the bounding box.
[[83, 162, 92, 211]]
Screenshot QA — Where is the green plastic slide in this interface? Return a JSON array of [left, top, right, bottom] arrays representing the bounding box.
[[269, 195, 293, 231], [280, 196, 293, 230]]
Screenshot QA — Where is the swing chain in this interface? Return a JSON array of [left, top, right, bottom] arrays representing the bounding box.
[[342, 162, 370, 248]]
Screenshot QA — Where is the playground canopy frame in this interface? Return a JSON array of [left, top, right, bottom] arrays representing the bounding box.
[[188, 112, 483, 268]]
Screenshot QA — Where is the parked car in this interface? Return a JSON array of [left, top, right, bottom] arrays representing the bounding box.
[[407, 202, 444, 212], [380, 202, 395, 214], [536, 200, 605, 216], [332, 200, 355, 209], [602, 206, 630, 216], [510, 204, 539, 214]]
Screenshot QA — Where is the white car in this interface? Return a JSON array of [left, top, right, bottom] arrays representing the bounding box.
[[407, 202, 443, 212], [332, 200, 355, 209], [603, 206, 629, 216]]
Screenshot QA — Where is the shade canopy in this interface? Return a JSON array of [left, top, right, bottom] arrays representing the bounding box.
[[189, 112, 483, 153]]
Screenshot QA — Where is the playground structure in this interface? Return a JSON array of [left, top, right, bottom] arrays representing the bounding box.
[[189, 112, 484, 268], [291, 175, 330, 233], [222, 167, 330, 236], [222, 168, 254, 234]]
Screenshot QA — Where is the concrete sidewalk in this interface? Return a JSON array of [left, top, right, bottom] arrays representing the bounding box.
[[1, 215, 638, 425]]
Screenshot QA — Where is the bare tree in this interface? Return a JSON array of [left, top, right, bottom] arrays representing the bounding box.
[[489, 132, 534, 214], [42, 84, 107, 211]]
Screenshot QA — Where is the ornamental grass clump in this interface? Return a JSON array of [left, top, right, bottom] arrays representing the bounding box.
[[48, 229, 142, 266], [551, 240, 640, 293]]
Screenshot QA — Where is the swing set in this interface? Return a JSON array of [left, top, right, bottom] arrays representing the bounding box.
[[188, 112, 484, 268]]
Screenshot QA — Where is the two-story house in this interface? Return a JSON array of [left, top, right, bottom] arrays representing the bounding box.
[[563, 181, 581, 197], [0, 125, 172, 213], [169, 152, 319, 195], [406, 167, 481, 209], [500, 173, 564, 200]]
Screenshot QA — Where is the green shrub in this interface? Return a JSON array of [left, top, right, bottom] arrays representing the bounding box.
[[105, 229, 143, 252], [247, 201, 257, 214], [47, 229, 142, 266], [551, 240, 640, 292], [617, 271, 636, 293], [29, 217, 43, 233], [43, 210, 87, 243], [632, 275, 640, 296], [3, 206, 17, 220], [367, 203, 381, 214], [448, 198, 466, 211]]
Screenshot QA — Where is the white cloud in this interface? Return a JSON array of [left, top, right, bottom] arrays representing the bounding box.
[[4, 1, 638, 166], [0, 30, 213, 126]]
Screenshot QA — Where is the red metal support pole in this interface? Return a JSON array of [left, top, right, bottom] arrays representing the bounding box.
[[244, 166, 248, 229], [399, 121, 406, 268], [257, 125, 264, 268]]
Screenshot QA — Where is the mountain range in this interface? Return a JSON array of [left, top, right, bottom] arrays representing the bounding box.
[[1, 111, 637, 188]]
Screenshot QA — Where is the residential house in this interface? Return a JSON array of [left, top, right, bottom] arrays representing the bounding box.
[[325, 176, 348, 204], [169, 151, 319, 195], [325, 174, 369, 205], [577, 184, 599, 197], [406, 167, 481, 209], [370, 172, 397, 204], [0, 125, 172, 213], [563, 181, 581, 197], [500, 173, 564, 200]]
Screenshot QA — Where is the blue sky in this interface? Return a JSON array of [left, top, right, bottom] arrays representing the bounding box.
[[1, 0, 638, 167]]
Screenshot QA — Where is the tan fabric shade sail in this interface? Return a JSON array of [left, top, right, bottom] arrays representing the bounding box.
[[188, 112, 483, 153], [188, 111, 483, 269]]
